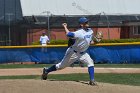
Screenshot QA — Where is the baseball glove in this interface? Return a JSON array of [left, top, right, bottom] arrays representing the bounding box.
[[94, 31, 103, 43]]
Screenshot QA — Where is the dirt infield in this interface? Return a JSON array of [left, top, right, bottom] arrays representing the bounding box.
[[0, 67, 140, 93], [0, 67, 140, 76], [0, 80, 140, 93]]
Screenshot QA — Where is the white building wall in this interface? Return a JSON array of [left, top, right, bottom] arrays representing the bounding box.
[[20, 0, 140, 16]]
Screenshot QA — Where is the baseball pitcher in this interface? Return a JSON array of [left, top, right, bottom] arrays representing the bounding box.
[[42, 17, 102, 86]]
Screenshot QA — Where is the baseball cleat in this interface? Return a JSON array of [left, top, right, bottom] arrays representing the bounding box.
[[89, 80, 97, 86], [41, 67, 48, 80]]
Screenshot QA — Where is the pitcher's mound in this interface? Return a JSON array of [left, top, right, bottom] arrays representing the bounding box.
[[0, 80, 140, 93]]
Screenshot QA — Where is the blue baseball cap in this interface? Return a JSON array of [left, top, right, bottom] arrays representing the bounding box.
[[78, 17, 89, 24]]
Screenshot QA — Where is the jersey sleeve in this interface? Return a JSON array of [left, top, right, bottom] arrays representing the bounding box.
[[67, 31, 81, 38], [67, 32, 75, 38], [73, 31, 81, 38]]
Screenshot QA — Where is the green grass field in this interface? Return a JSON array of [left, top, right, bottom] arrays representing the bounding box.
[[0, 64, 139, 86], [0, 73, 139, 86], [0, 64, 140, 69]]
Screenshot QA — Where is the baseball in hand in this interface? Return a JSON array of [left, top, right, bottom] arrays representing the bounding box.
[[62, 23, 67, 27]]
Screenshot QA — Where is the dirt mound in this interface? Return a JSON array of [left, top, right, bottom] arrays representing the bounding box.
[[0, 80, 139, 93], [0, 67, 139, 93]]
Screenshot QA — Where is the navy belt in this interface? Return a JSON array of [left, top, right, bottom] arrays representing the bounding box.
[[73, 50, 85, 54]]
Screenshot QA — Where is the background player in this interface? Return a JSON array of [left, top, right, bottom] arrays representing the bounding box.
[[40, 32, 50, 52], [40, 32, 50, 46], [42, 17, 102, 86]]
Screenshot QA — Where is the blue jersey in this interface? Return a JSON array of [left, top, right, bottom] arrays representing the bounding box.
[[67, 28, 93, 52]]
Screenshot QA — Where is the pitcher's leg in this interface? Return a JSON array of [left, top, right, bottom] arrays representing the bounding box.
[[56, 52, 78, 70], [88, 66, 94, 80], [44, 48, 73, 72], [42, 50, 78, 80], [79, 53, 97, 85]]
